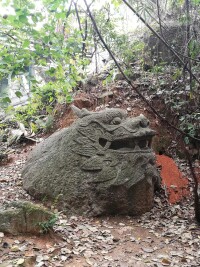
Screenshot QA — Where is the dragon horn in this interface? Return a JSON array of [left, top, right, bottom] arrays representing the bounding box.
[[71, 105, 91, 118]]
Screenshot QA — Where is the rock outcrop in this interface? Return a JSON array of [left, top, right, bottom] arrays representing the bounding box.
[[22, 107, 160, 216], [0, 201, 56, 235]]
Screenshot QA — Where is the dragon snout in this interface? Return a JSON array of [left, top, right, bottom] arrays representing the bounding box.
[[125, 114, 151, 132]]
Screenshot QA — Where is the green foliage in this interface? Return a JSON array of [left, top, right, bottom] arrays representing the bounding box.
[[151, 64, 165, 74], [52, 194, 64, 208], [93, 4, 140, 66], [189, 40, 200, 59], [0, 0, 91, 109], [191, 0, 200, 4], [172, 68, 182, 80], [111, 0, 122, 8], [102, 71, 114, 86], [38, 214, 58, 233], [132, 41, 145, 56], [15, 104, 52, 133], [12, 82, 59, 133], [124, 68, 133, 78], [0, 0, 95, 133], [180, 112, 200, 140], [135, 1, 155, 21]]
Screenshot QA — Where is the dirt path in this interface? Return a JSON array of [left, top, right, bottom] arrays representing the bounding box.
[[0, 145, 200, 267]]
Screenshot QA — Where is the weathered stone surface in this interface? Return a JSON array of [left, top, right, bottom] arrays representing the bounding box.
[[114, 73, 126, 81], [144, 23, 190, 64], [0, 201, 56, 235], [22, 107, 160, 216], [86, 75, 99, 86]]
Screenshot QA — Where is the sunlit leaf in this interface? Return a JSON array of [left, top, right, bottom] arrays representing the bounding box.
[[55, 12, 66, 19], [2, 97, 11, 103], [15, 91, 23, 98], [22, 39, 30, 48], [18, 15, 28, 23], [191, 0, 200, 4], [66, 95, 72, 103]]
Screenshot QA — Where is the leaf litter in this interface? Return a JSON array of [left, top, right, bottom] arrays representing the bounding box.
[[0, 144, 200, 266]]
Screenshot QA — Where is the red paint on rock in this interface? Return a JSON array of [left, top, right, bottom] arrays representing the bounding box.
[[156, 155, 189, 204]]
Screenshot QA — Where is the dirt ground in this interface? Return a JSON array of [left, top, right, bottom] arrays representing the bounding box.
[[0, 136, 200, 267]]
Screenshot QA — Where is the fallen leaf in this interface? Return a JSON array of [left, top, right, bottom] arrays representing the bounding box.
[[16, 258, 25, 265], [11, 245, 20, 252], [142, 247, 154, 253], [161, 258, 171, 265]]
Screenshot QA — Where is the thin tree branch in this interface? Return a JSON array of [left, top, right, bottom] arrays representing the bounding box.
[[84, 16, 88, 41], [83, 0, 200, 143], [1, 32, 19, 42], [184, 148, 200, 223], [73, 1, 87, 57], [66, 0, 73, 18], [175, 50, 200, 63], [185, 0, 192, 91], [156, 0, 164, 37], [74, 2, 84, 38]]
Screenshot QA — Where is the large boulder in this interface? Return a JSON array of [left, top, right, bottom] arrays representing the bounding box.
[[144, 22, 193, 64], [22, 107, 160, 216]]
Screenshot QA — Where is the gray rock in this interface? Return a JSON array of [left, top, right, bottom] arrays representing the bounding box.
[[128, 72, 141, 81], [86, 75, 99, 86], [0, 152, 8, 163], [114, 73, 125, 81], [0, 201, 56, 235], [22, 107, 160, 216], [144, 23, 189, 64], [98, 91, 114, 99]]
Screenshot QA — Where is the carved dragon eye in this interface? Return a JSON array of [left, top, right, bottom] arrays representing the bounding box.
[[111, 117, 122, 125], [140, 119, 149, 128]]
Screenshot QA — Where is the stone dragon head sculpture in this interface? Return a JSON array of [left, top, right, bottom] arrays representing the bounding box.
[[22, 106, 160, 216]]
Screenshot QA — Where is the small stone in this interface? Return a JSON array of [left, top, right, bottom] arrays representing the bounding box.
[[142, 247, 154, 253], [130, 236, 136, 242], [36, 262, 44, 267], [2, 242, 9, 248], [60, 255, 68, 261], [36, 255, 44, 262], [61, 248, 72, 254], [24, 255, 36, 266], [0, 232, 4, 238], [43, 255, 49, 261], [113, 237, 120, 242]]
